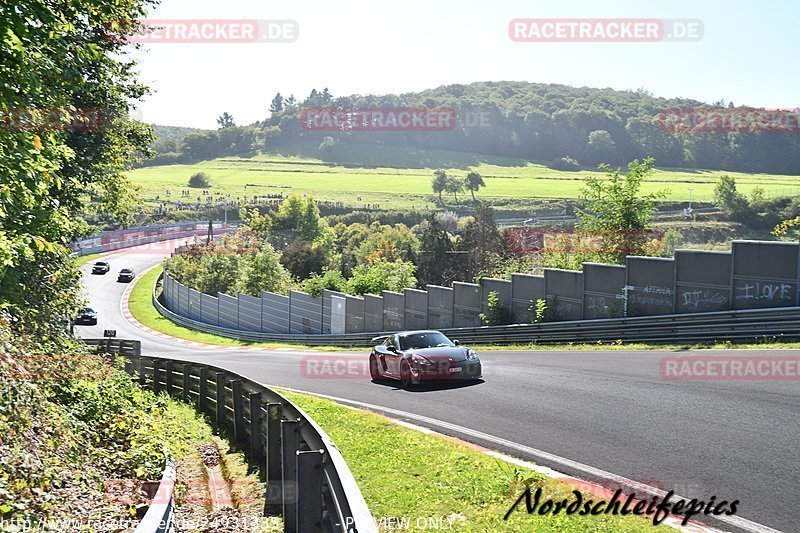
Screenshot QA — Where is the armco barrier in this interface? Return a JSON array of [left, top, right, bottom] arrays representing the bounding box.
[[121, 354, 376, 533], [153, 271, 800, 345]]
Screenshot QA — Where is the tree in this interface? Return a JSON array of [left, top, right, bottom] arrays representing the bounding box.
[[269, 92, 284, 114], [444, 176, 464, 203], [188, 172, 211, 188], [432, 170, 448, 204], [576, 158, 667, 263], [416, 217, 454, 286], [216, 112, 235, 129], [280, 238, 329, 280], [196, 252, 240, 295], [587, 129, 616, 163], [346, 260, 417, 296], [465, 172, 486, 201], [714, 176, 752, 221], [459, 203, 502, 279], [0, 0, 153, 341], [284, 94, 297, 108], [235, 243, 292, 296], [272, 193, 326, 242], [773, 216, 800, 241], [239, 206, 272, 240]]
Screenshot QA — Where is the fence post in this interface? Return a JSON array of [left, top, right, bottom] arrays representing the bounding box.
[[265, 403, 282, 515], [281, 419, 300, 533], [182, 364, 191, 402], [198, 367, 208, 413], [165, 361, 174, 396], [138, 357, 147, 386], [231, 380, 245, 447], [152, 359, 161, 394], [248, 393, 265, 474], [214, 372, 226, 431], [296, 450, 324, 533]]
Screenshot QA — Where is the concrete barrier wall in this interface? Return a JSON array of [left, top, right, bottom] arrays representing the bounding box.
[[188, 288, 203, 322], [200, 293, 219, 325], [427, 285, 454, 329], [238, 293, 262, 333], [159, 240, 800, 335], [480, 278, 512, 324], [330, 295, 346, 334], [262, 292, 290, 333], [289, 291, 322, 334], [404, 289, 428, 330], [218, 293, 238, 329], [345, 295, 365, 333], [626, 257, 675, 316], [511, 274, 544, 324], [453, 282, 482, 327], [382, 291, 405, 331], [674, 250, 731, 313], [322, 290, 348, 334], [364, 294, 384, 332], [544, 269, 583, 321], [732, 240, 799, 309], [583, 263, 626, 319]]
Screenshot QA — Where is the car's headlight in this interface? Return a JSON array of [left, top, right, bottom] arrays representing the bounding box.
[[466, 349, 478, 361], [411, 355, 433, 366]]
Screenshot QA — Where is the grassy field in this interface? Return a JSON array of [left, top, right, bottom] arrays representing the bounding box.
[[284, 391, 662, 532], [129, 149, 800, 210]]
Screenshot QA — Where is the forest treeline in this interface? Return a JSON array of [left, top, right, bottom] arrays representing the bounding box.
[[148, 81, 800, 174]]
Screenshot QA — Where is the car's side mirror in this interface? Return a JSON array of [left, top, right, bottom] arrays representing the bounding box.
[[387, 346, 397, 353], [453, 340, 460, 346]]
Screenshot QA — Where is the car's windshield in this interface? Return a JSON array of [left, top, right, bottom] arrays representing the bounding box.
[[399, 332, 453, 350], [95, 262, 107, 266], [121, 269, 131, 273], [81, 308, 94, 313]]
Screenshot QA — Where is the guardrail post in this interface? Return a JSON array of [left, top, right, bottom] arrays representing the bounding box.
[[165, 361, 174, 396], [198, 367, 208, 414], [296, 450, 324, 533], [249, 393, 265, 475], [231, 380, 245, 447], [152, 360, 161, 394], [137, 357, 147, 386], [182, 364, 191, 402], [214, 372, 226, 431], [265, 403, 282, 515], [281, 419, 300, 532]]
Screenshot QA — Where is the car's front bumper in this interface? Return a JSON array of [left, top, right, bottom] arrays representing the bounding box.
[[410, 360, 482, 383], [74, 317, 97, 325]]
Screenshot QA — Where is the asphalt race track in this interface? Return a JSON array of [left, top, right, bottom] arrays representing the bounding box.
[[77, 241, 798, 533]]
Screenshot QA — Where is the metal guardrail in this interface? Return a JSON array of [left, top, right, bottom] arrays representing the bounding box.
[[135, 458, 176, 533], [153, 272, 800, 346], [122, 354, 376, 533], [83, 338, 142, 355]]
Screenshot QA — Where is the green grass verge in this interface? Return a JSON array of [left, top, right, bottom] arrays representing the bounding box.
[[130, 151, 800, 210], [74, 252, 104, 268], [283, 391, 661, 531], [130, 267, 800, 352]]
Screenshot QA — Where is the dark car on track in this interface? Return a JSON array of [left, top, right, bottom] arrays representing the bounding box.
[[369, 330, 482, 388], [92, 261, 110, 274], [117, 268, 135, 282], [73, 307, 98, 326]]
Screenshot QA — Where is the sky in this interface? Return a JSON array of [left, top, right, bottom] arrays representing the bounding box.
[[128, 0, 800, 129]]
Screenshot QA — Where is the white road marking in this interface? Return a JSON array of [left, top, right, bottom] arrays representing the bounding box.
[[278, 387, 780, 533]]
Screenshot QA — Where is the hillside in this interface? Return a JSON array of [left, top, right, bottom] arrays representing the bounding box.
[[148, 81, 800, 175]]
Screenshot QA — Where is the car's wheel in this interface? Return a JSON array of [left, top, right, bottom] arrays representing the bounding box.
[[399, 360, 413, 389], [369, 355, 382, 381]]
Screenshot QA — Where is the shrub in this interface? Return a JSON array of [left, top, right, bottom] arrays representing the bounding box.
[[188, 171, 212, 188], [302, 269, 348, 297], [548, 156, 580, 171], [480, 290, 509, 326]]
